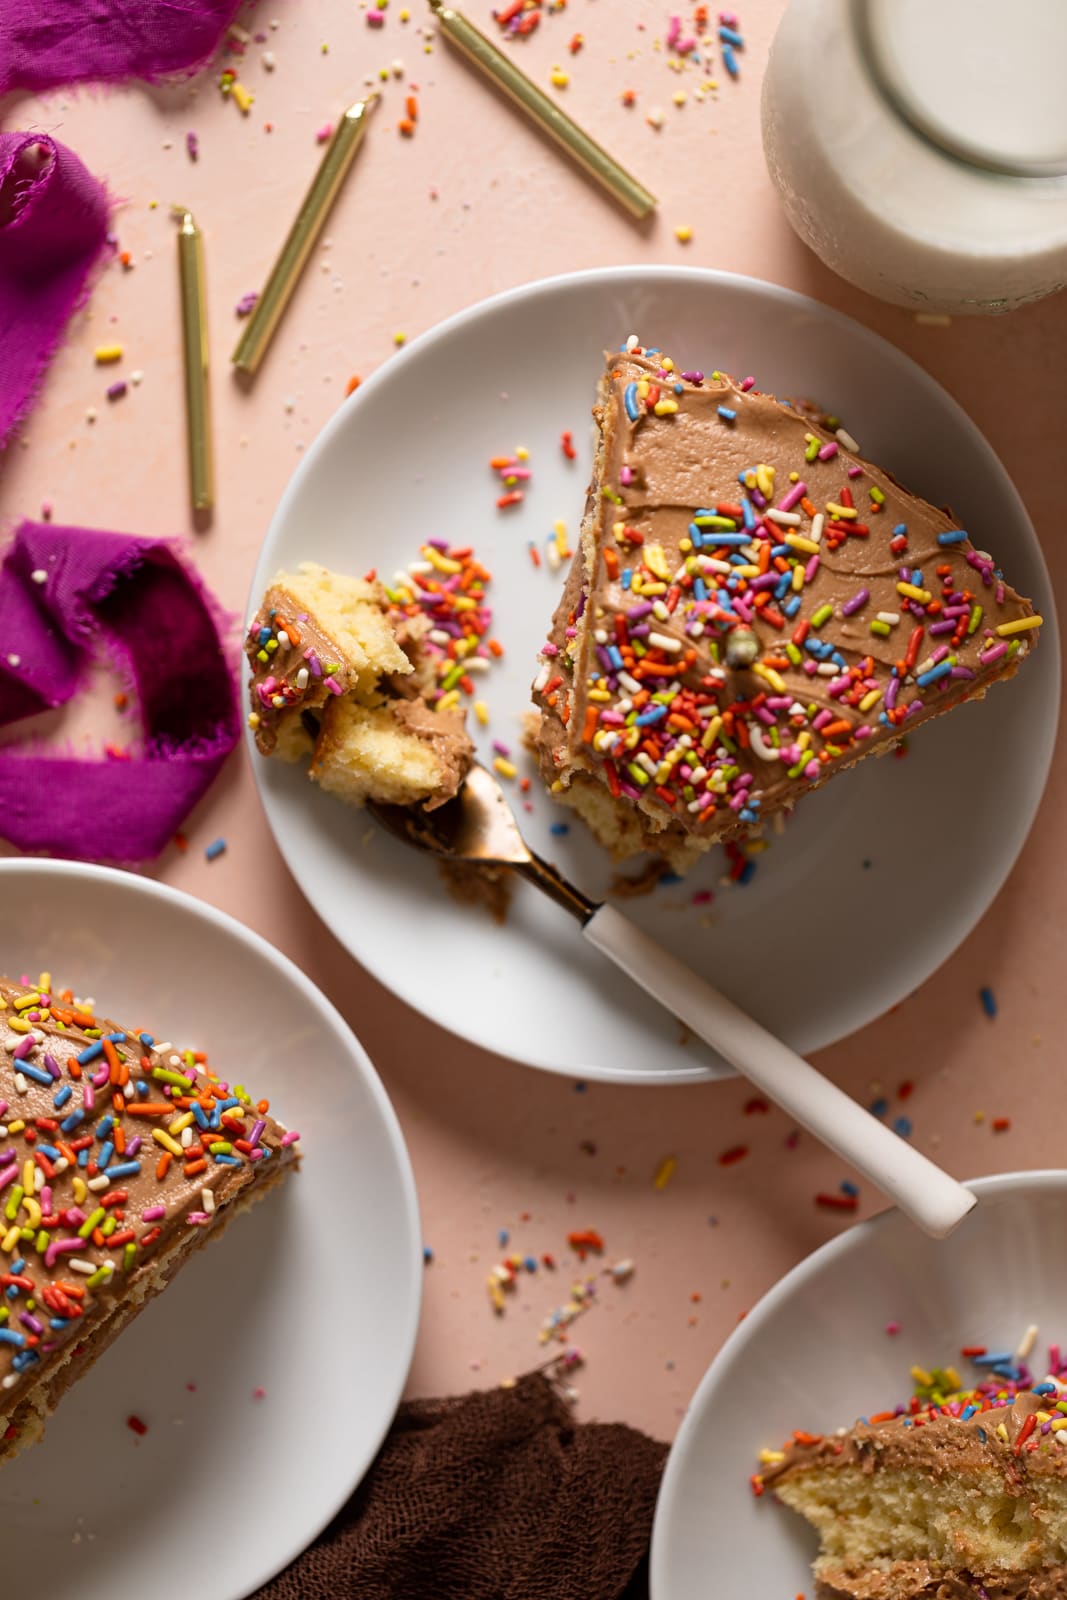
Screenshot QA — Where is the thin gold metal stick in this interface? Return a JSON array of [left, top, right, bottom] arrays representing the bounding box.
[[175, 208, 214, 513]]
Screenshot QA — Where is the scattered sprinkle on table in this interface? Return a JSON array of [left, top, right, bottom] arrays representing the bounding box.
[[204, 837, 227, 862]]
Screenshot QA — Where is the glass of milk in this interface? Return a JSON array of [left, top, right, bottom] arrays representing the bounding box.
[[761, 0, 1067, 313]]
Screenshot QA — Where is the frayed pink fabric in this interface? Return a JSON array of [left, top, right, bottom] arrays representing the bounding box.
[[0, 0, 245, 93], [0, 133, 110, 448], [0, 520, 241, 862]]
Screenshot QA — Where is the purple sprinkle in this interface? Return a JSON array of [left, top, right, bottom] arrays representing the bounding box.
[[44, 1052, 61, 1080], [680, 369, 704, 384], [235, 290, 258, 317], [249, 1119, 266, 1148], [841, 588, 869, 617], [106, 380, 127, 401], [127, 1136, 142, 1157], [491, 740, 511, 757]]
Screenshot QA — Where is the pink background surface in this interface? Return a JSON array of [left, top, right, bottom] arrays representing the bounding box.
[[2, 0, 1064, 1443]]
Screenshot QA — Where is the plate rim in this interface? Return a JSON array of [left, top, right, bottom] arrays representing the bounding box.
[[649, 1167, 1067, 1598], [247, 264, 1060, 1086], [0, 856, 423, 1600]]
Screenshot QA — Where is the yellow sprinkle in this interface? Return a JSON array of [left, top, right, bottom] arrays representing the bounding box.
[[515, 445, 529, 460], [1052, 1417, 1067, 1431], [637, 379, 650, 400], [783, 533, 820, 556], [1, 1226, 19, 1253], [7, 1018, 31, 1035], [493, 757, 518, 780], [897, 582, 932, 603], [653, 399, 679, 416], [37, 973, 51, 994], [72, 1176, 87, 1204], [653, 1154, 677, 1190], [752, 663, 787, 694], [21, 1197, 40, 1230], [474, 700, 489, 727], [5, 1120, 23, 1134], [700, 715, 723, 751], [421, 546, 463, 574], [758, 1448, 786, 1465], [549, 67, 569, 87], [996, 1422, 1009, 1443], [152, 1129, 184, 1158], [231, 81, 254, 113], [995, 615, 1043, 636], [394, 331, 407, 346], [825, 501, 857, 520], [94, 344, 123, 364], [22, 1161, 34, 1194], [168, 1112, 195, 1136], [487, 1277, 506, 1313], [859, 688, 882, 713], [437, 689, 460, 712], [674, 225, 693, 243], [553, 520, 569, 555], [644, 543, 670, 581], [755, 463, 775, 499], [791, 565, 805, 592]]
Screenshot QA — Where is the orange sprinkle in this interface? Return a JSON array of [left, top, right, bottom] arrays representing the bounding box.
[[345, 374, 361, 396], [156, 1153, 172, 1180]]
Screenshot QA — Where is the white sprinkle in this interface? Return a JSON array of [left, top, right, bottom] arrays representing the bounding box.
[[651, 600, 670, 621], [648, 631, 681, 653], [295, 667, 309, 690], [263, 49, 276, 69], [87, 1174, 110, 1192], [180, 1126, 194, 1148], [201, 1187, 216, 1214], [533, 662, 550, 693], [593, 627, 608, 645], [30, 569, 47, 585], [876, 611, 901, 625], [749, 726, 780, 762], [618, 671, 642, 695], [609, 1258, 635, 1282], [130, 370, 144, 386], [809, 513, 824, 544], [836, 427, 861, 454], [462, 657, 489, 673], [428, 627, 451, 645], [68, 1258, 97, 1274], [33, 1166, 44, 1192], [1016, 1322, 1039, 1362], [816, 662, 839, 676], [6, 655, 19, 669], [2, 1374, 17, 1389], [13, 1073, 27, 1095], [764, 508, 801, 527], [625, 333, 641, 351], [52, 1156, 68, 1173]]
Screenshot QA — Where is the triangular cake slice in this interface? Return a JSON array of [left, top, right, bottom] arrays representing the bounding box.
[[756, 1368, 1067, 1596], [532, 341, 1042, 871]]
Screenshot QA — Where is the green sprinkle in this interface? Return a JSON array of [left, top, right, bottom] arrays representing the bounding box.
[[870, 620, 892, 638], [209, 1141, 233, 1155], [785, 642, 803, 667], [869, 485, 886, 504], [968, 604, 983, 636], [78, 1207, 106, 1239], [626, 763, 649, 787], [811, 604, 834, 629], [123, 1243, 137, 1271], [85, 1263, 114, 1289], [151, 1067, 193, 1090], [804, 438, 819, 462]]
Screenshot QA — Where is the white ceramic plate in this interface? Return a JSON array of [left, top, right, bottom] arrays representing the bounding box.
[[0, 861, 421, 1600], [249, 267, 1058, 1084], [651, 1171, 1067, 1599]]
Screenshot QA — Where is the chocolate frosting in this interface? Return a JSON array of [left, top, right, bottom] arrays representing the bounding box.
[[533, 347, 1040, 854], [0, 977, 298, 1450]]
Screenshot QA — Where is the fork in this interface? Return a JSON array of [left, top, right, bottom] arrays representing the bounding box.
[[369, 762, 976, 1239]]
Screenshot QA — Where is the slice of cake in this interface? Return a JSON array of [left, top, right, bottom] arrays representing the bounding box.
[[756, 1354, 1067, 1597], [532, 341, 1043, 870], [246, 560, 474, 811], [0, 975, 299, 1463]]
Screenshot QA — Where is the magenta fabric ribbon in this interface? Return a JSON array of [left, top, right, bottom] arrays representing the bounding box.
[[0, 0, 244, 93], [0, 132, 110, 449], [0, 520, 240, 862]]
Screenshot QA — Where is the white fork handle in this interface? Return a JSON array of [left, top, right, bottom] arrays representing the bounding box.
[[584, 903, 976, 1239]]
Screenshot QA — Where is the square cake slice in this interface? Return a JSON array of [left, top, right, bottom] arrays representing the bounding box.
[[532, 342, 1043, 870], [0, 977, 300, 1464]]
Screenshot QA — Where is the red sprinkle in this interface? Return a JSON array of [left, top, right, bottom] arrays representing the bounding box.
[[815, 1192, 859, 1211], [743, 1097, 770, 1115], [127, 1414, 148, 1436], [992, 1117, 1011, 1132], [718, 1144, 748, 1166], [560, 429, 576, 460]]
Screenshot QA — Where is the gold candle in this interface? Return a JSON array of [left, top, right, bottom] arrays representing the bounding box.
[[428, 0, 656, 219], [232, 95, 379, 376], [176, 209, 214, 514]]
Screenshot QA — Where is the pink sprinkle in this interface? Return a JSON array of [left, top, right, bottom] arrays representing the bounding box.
[[366, 7, 385, 22], [253, 1386, 266, 1399], [847, 464, 863, 478], [315, 123, 333, 143], [785, 1130, 800, 1149], [280, 1130, 301, 1146], [45, 1237, 83, 1269], [323, 675, 344, 695], [886, 1321, 901, 1335], [186, 131, 199, 161], [235, 291, 258, 317], [739, 375, 755, 391], [619, 464, 634, 485], [83, 1085, 95, 1112], [817, 441, 838, 461], [141, 1205, 166, 1222]]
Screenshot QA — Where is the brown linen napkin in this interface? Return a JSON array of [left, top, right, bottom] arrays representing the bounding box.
[[254, 1371, 668, 1600]]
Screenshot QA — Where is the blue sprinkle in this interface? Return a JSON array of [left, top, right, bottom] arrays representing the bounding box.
[[77, 1148, 89, 1167], [840, 1180, 859, 1197], [12, 1348, 38, 1370], [0, 1328, 26, 1346], [103, 1161, 142, 1181], [660, 871, 683, 886], [36, 1145, 60, 1162], [693, 577, 708, 602], [97, 1141, 114, 1171], [192, 1102, 210, 1129], [915, 660, 952, 689], [960, 1404, 977, 1420], [205, 838, 227, 862], [717, 406, 737, 423], [722, 41, 739, 76], [59, 1110, 85, 1135], [76, 1042, 103, 1066], [53, 1085, 72, 1110], [213, 1153, 242, 1166], [10, 1258, 24, 1275], [498, 1229, 509, 1247], [524, 1255, 538, 1272], [783, 594, 802, 618], [739, 807, 758, 824], [138, 1033, 154, 1048], [1033, 1382, 1057, 1395], [106, 1032, 125, 1043], [49, 1318, 69, 1332], [719, 24, 744, 45], [95, 1115, 114, 1140], [216, 1097, 240, 1112], [937, 529, 967, 545], [621, 568, 632, 590], [893, 522, 907, 537], [738, 860, 755, 885], [4, 1286, 16, 1299], [17, 1063, 53, 1088], [893, 1115, 913, 1138], [673, 382, 684, 396], [423, 1246, 434, 1264], [741, 498, 755, 530], [135, 1079, 150, 1098], [634, 705, 667, 726], [607, 645, 624, 671], [979, 986, 997, 1018], [624, 382, 641, 422]]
